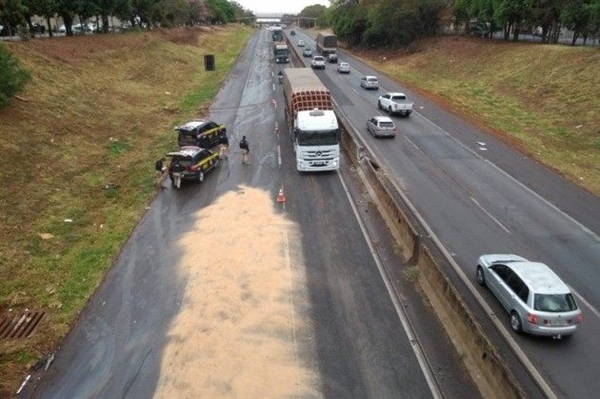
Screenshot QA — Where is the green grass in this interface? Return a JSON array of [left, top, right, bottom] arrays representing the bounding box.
[[0, 25, 252, 395]]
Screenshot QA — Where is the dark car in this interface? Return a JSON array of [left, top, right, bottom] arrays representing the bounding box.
[[0, 24, 14, 36], [174, 119, 227, 148], [166, 146, 221, 187], [290, 30, 295, 36]]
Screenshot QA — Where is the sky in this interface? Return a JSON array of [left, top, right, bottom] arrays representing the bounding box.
[[235, 0, 331, 15]]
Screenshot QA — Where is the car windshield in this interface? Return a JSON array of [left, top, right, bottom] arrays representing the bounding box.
[[379, 122, 394, 128], [368, 78, 377, 82], [297, 130, 339, 146], [534, 293, 578, 312]]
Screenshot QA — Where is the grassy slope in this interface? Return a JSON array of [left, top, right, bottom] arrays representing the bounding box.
[[354, 36, 600, 195], [0, 25, 252, 396]]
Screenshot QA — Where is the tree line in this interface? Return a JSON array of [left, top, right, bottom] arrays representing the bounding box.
[[317, 0, 600, 47], [454, 0, 600, 45], [0, 0, 254, 37]]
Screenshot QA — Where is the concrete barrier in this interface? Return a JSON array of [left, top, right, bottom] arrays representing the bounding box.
[[335, 105, 526, 399]]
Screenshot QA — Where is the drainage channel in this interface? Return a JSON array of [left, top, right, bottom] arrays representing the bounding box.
[[0, 311, 45, 339]]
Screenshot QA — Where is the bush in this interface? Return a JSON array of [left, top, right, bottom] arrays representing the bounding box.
[[0, 42, 30, 107]]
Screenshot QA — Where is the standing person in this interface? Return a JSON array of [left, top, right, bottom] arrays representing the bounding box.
[[219, 134, 229, 160], [170, 158, 184, 189], [239, 136, 250, 165], [155, 157, 167, 189]]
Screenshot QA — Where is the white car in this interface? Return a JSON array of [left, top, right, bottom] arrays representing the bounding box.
[[311, 56, 326, 69], [298, 39, 305, 47], [337, 62, 351, 74], [360, 75, 379, 90]]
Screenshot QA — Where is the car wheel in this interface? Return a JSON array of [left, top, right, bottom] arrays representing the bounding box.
[[476, 266, 486, 287], [388, 106, 393, 115], [510, 311, 523, 334], [198, 171, 205, 183], [378, 101, 382, 110]]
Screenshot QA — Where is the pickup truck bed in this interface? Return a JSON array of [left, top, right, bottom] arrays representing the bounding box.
[[377, 92, 413, 116]]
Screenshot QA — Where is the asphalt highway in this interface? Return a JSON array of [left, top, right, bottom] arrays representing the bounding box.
[[20, 29, 479, 399], [289, 29, 600, 399]]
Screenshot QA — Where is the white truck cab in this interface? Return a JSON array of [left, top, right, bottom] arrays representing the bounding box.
[[294, 109, 340, 172]]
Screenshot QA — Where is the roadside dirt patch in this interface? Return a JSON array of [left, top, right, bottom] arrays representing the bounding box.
[[153, 187, 319, 398]]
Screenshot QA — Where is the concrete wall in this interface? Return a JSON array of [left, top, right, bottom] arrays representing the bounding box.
[[334, 96, 526, 399]]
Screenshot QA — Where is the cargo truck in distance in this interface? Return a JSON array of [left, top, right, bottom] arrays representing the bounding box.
[[272, 28, 283, 42], [274, 44, 289, 63], [282, 68, 340, 172], [316, 33, 337, 57]]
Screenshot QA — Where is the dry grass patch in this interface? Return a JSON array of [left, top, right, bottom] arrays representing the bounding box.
[[0, 25, 252, 396]]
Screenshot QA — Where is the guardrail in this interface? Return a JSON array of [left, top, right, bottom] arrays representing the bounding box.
[[283, 31, 527, 399]]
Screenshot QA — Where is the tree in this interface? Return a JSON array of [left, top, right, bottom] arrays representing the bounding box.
[[24, 0, 58, 37], [493, 0, 530, 40], [329, 0, 368, 46], [206, 0, 235, 24], [0, 42, 30, 107], [529, 0, 566, 43], [0, 0, 27, 36], [560, 0, 599, 45], [298, 3, 327, 27]]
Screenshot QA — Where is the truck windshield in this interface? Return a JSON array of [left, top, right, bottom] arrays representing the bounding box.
[[297, 130, 339, 146], [275, 49, 288, 55]]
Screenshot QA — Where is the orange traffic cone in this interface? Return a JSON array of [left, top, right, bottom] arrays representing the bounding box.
[[277, 188, 286, 203]]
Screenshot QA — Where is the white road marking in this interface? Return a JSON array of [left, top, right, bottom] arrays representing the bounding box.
[[470, 197, 512, 234], [412, 110, 600, 242], [572, 289, 600, 319], [338, 170, 443, 399], [277, 144, 282, 167]]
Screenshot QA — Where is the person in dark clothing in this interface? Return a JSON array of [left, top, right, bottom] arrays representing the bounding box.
[[155, 157, 167, 188], [239, 136, 250, 164], [170, 158, 185, 189]]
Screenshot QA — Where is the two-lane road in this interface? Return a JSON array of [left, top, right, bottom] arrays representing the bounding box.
[[290, 31, 600, 399]]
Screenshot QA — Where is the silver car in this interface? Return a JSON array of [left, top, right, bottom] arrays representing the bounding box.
[[337, 62, 351, 74], [476, 254, 582, 338], [367, 116, 396, 138], [360, 75, 378, 89]]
